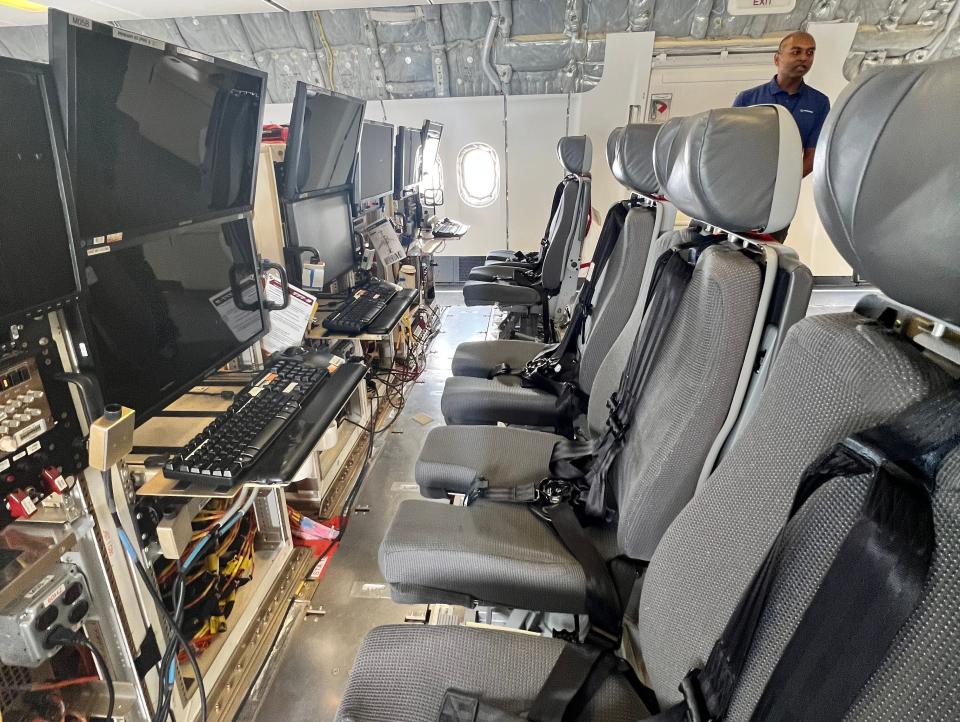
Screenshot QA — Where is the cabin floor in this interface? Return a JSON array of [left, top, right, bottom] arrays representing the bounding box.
[[238, 282, 869, 722]]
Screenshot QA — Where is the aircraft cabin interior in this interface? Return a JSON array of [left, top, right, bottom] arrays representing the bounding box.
[[0, 1, 959, 721]]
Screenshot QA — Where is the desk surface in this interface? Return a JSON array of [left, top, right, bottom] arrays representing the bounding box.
[[132, 361, 367, 498]]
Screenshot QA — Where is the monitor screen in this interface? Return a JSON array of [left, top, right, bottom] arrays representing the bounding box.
[[394, 126, 423, 197], [284, 82, 365, 199], [357, 120, 394, 203], [0, 59, 79, 326], [285, 193, 356, 282], [82, 219, 266, 424], [421, 120, 443, 171], [50, 11, 265, 241]]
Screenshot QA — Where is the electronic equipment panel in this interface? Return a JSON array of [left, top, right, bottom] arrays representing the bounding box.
[[49, 10, 266, 241], [81, 218, 267, 426], [394, 126, 423, 198], [284, 191, 356, 283], [283, 81, 365, 200], [357, 120, 395, 203], [421, 119, 443, 171], [0, 58, 80, 328]]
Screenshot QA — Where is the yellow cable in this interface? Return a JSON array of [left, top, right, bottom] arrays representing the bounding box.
[[312, 10, 336, 91]]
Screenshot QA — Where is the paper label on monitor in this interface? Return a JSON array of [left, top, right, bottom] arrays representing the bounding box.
[[86, 246, 111, 257], [261, 280, 318, 356], [113, 27, 166, 51], [68, 15, 93, 30], [209, 286, 263, 342]]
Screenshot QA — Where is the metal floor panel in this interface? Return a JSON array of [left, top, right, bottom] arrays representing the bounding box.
[[250, 292, 490, 722]]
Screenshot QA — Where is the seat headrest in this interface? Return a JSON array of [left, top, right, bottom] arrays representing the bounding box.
[[660, 105, 801, 233], [615, 123, 660, 196], [814, 57, 960, 326], [653, 118, 683, 192], [558, 135, 592, 175], [607, 127, 624, 179]]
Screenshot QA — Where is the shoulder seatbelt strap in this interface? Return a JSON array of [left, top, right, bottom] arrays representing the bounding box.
[[655, 384, 960, 721], [541, 179, 569, 247], [443, 385, 960, 722]]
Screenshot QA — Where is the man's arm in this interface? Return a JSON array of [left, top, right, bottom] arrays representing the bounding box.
[[802, 148, 815, 177]]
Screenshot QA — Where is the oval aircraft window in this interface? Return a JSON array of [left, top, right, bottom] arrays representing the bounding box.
[[456, 142, 500, 208]]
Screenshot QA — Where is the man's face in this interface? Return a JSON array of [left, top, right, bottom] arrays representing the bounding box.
[[775, 35, 816, 81]]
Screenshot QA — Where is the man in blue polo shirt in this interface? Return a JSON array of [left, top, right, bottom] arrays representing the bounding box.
[[734, 31, 830, 179]]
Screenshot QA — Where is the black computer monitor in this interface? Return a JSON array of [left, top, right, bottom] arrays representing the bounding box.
[[48, 9, 266, 242], [283, 82, 365, 200], [284, 191, 356, 285], [394, 126, 423, 199], [0, 57, 80, 328], [421, 120, 443, 171], [356, 120, 395, 204], [81, 218, 267, 425]]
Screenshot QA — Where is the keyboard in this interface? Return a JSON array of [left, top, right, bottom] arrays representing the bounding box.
[[322, 281, 399, 334], [164, 356, 328, 484], [432, 219, 470, 238]]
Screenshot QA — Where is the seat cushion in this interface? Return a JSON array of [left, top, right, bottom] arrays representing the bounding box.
[[451, 339, 548, 378], [379, 500, 587, 613], [468, 263, 528, 282], [416, 425, 561, 498], [463, 279, 541, 307], [336, 625, 646, 722], [441, 376, 561, 427]]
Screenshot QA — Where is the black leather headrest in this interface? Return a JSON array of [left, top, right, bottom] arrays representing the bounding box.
[[814, 57, 960, 325], [615, 124, 660, 196], [558, 135, 592, 175], [653, 118, 682, 192], [659, 105, 802, 233]]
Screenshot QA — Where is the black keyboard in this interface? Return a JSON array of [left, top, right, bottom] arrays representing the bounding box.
[[432, 219, 470, 238], [164, 357, 328, 484], [322, 281, 399, 334]]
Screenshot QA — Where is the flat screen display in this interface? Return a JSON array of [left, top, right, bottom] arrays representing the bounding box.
[[0, 61, 78, 325], [394, 126, 423, 197], [421, 120, 443, 171], [284, 82, 365, 199], [83, 219, 266, 424], [52, 12, 265, 240], [357, 120, 394, 202], [285, 193, 356, 282]]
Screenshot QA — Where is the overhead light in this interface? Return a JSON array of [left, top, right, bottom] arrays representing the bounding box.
[[0, 0, 48, 12]]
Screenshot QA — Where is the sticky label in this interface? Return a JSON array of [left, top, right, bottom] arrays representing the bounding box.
[[283, 382, 298, 394], [21, 497, 36, 515], [112, 27, 165, 51], [25, 574, 55, 600], [87, 246, 111, 256], [26, 441, 41, 455], [68, 14, 93, 30], [0, 459, 9, 472], [43, 583, 66, 608]]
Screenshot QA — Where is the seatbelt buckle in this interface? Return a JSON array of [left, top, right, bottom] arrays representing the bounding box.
[[678, 669, 712, 722], [536, 478, 575, 505]]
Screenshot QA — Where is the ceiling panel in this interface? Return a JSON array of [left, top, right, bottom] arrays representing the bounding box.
[[0, 6, 46, 26], [27, 0, 278, 24]]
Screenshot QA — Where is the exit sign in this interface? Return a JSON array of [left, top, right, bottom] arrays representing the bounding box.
[[728, 0, 797, 15]]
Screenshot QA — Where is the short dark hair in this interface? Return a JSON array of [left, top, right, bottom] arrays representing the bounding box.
[[778, 31, 815, 53]]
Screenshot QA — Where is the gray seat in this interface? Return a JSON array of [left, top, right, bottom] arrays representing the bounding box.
[[391, 106, 804, 609], [443, 125, 670, 427], [462, 135, 591, 308], [339, 59, 960, 722], [451, 125, 668, 382]]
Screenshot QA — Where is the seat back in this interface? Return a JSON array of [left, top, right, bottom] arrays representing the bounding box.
[[636, 58, 960, 717], [540, 136, 592, 297], [596, 106, 804, 561], [578, 124, 665, 391]]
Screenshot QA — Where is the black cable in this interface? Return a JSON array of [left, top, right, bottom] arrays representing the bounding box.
[[78, 637, 115, 722], [44, 628, 115, 722]]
